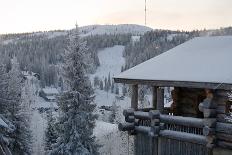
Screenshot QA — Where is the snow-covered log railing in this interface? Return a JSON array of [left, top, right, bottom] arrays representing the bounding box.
[[123, 109, 153, 120], [159, 130, 208, 145], [123, 109, 204, 127], [120, 109, 206, 137], [159, 114, 204, 128], [119, 106, 232, 150], [119, 109, 160, 136]]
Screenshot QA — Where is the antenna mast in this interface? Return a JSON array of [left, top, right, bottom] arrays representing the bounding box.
[[145, 0, 147, 25]]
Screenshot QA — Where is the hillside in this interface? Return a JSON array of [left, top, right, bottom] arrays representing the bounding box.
[[0, 24, 153, 44], [79, 24, 153, 36]]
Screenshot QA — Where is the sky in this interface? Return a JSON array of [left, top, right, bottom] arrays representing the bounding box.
[[0, 0, 232, 34]]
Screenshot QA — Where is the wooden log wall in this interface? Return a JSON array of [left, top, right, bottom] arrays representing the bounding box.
[[213, 90, 230, 123], [212, 90, 232, 150], [198, 89, 217, 151]]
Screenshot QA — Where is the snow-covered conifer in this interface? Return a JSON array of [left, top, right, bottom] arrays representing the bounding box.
[[115, 84, 119, 95], [51, 25, 99, 155], [6, 57, 32, 155], [99, 80, 104, 90]]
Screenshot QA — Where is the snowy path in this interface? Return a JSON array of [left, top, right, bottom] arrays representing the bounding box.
[[31, 108, 47, 155], [31, 95, 58, 155]]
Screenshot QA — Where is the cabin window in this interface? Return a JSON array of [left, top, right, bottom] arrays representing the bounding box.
[[170, 87, 205, 118]]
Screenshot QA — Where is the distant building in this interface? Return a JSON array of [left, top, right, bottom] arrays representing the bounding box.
[[22, 71, 40, 80], [39, 87, 59, 102]]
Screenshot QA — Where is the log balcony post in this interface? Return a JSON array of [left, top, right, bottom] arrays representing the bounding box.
[[152, 86, 158, 109], [157, 87, 164, 113], [131, 84, 138, 110]]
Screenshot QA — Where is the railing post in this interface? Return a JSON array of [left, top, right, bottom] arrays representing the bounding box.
[[152, 86, 158, 109], [149, 110, 160, 155], [131, 84, 138, 110]]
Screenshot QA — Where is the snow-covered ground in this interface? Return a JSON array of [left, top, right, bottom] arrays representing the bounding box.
[[94, 121, 134, 155], [31, 106, 47, 155], [94, 89, 130, 109]]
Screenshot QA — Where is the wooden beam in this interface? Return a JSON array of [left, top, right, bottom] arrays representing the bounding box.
[[217, 140, 232, 149], [217, 133, 232, 143], [216, 122, 232, 135], [157, 88, 164, 113], [118, 122, 135, 131], [134, 111, 150, 120], [114, 78, 232, 90], [125, 115, 135, 123], [123, 109, 134, 117], [152, 86, 158, 109], [131, 84, 138, 110]]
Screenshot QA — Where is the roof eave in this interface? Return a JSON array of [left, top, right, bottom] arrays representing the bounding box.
[[114, 78, 232, 90]]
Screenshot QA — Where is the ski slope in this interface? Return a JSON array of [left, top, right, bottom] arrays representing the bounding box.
[[90, 45, 125, 82], [90, 45, 132, 155]]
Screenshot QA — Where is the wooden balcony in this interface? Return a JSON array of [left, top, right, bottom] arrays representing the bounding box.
[[119, 108, 232, 155]]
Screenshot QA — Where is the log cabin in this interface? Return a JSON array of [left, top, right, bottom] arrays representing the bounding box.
[[114, 36, 232, 155]]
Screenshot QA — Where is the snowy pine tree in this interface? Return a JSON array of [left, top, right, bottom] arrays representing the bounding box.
[[107, 73, 111, 89], [104, 77, 108, 92], [111, 82, 114, 93], [0, 63, 9, 115], [99, 80, 104, 90], [51, 25, 99, 155], [115, 84, 119, 95], [6, 57, 32, 155]]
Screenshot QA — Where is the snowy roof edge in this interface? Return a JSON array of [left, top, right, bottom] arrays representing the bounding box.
[[113, 78, 232, 90]]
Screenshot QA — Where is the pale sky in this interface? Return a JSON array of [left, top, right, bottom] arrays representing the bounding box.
[[0, 0, 232, 34]]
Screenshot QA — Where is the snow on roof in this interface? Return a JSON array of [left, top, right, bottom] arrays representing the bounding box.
[[115, 36, 232, 88], [42, 87, 59, 95]]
